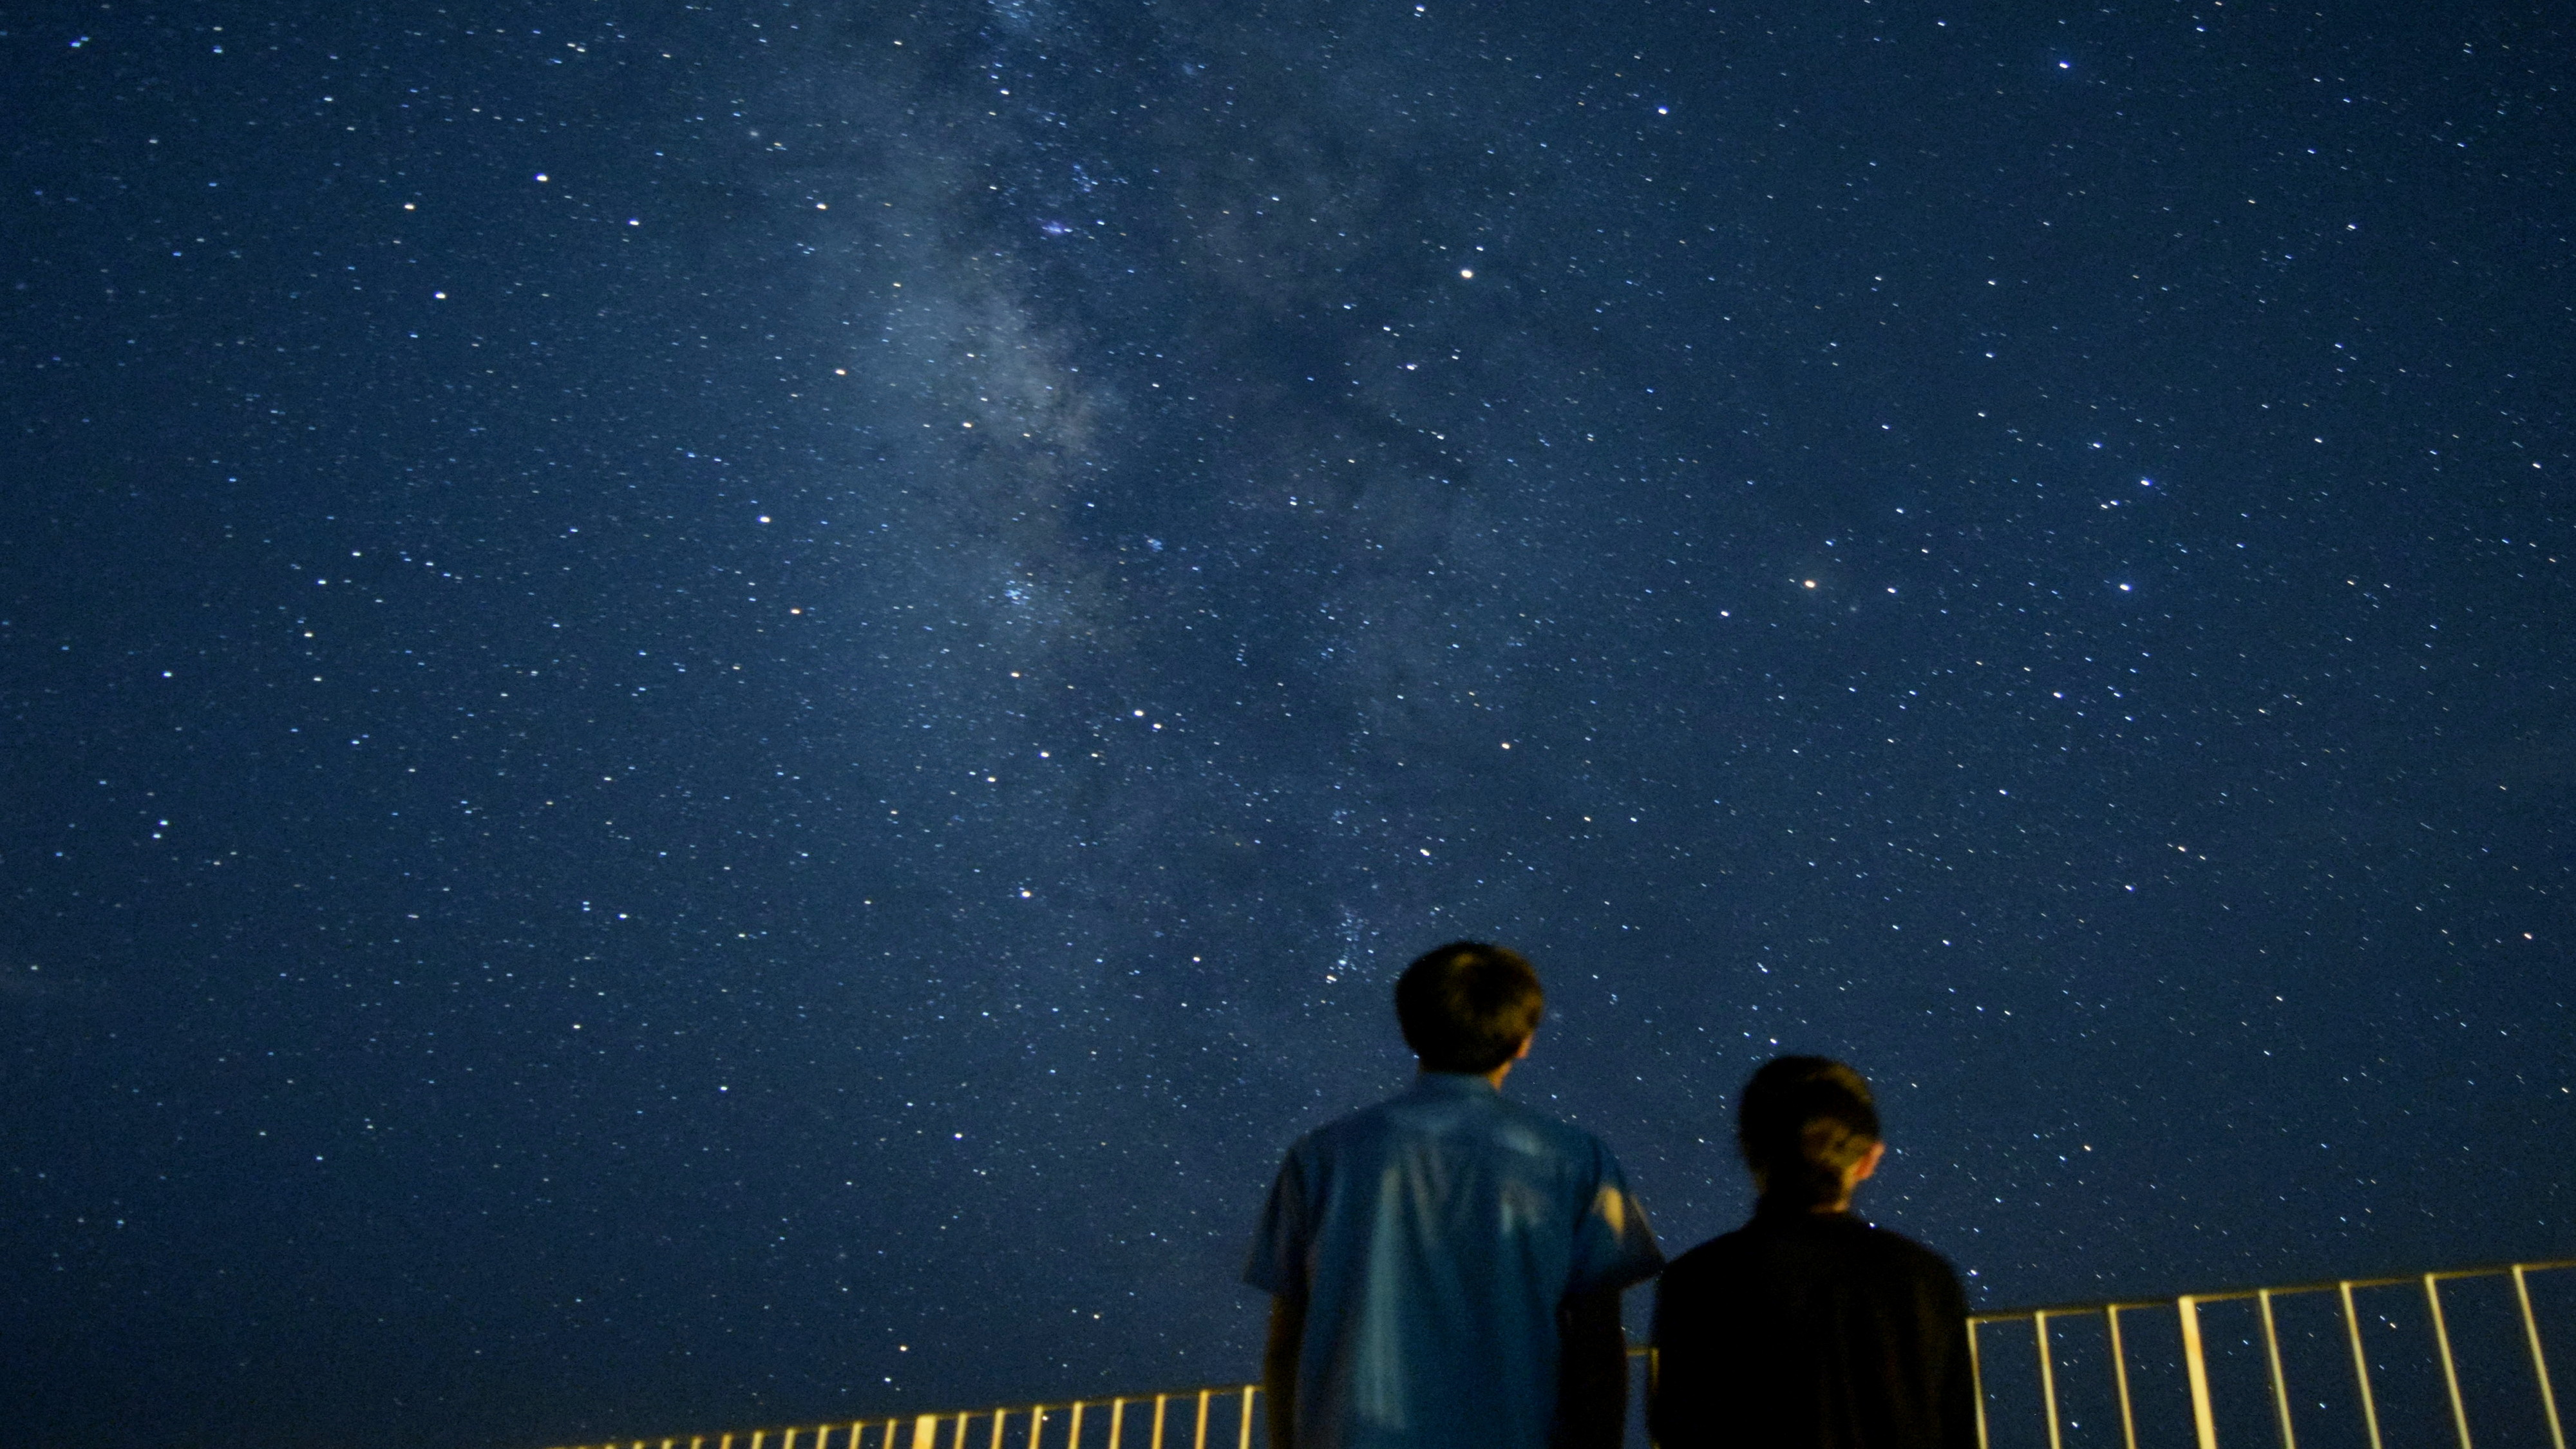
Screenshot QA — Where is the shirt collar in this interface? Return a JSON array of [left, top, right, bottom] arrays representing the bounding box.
[[1754, 1197, 1864, 1224], [1408, 1070, 1502, 1097]]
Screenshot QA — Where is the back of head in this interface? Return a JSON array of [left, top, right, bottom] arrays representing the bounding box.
[[1737, 1056, 1880, 1208], [1394, 942, 1544, 1074]]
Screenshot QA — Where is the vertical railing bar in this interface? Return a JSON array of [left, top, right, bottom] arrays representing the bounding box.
[[2427, 1273, 2476, 1449], [1070, 1401, 1086, 1449], [2107, 1304, 2139, 1449], [2259, 1289, 2299, 1449], [1238, 1386, 1257, 1449], [1110, 1400, 1128, 1449], [783, 1430, 799, 1449], [990, 1409, 1010, 1449], [1034, 1404, 1051, 1449], [2338, 1282, 2384, 1449], [2516, 1265, 2569, 1449], [752, 1432, 768, 1449], [2036, 1312, 2065, 1449], [2180, 1295, 2222, 1449], [1193, 1388, 1212, 1449], [1969, 1318, 1991, 1449], [1152, 1395, 1170, 1449]]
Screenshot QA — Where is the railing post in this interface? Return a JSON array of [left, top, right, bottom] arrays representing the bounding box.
[[1070, 1401, 1086, 1449], [2106, 1305, 2139, 1449], [1109, 1399, 1127, 1449], [990, 1408, 1010, 1449], [2337, 1282, 2385, 1449], [1193, 1389, 1211, 1449], [2259, 1289, 2298, 1449], [2179, 1295, 2221, 1449], [2427, 1274, 2476, 1449], [1238, 1386, 1257, 1449], [2035, 1312, 2065, 1449], [1968, 1318, 1989, 1449], [913, 1418, 941, 1449], [2515, 1265, 2568, 1449], [1151, 1396, 1169, 1449]]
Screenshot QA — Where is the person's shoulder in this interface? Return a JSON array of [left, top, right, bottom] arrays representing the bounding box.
[[1661, 1224, 1757, 1280], [1296, 1088, 1416, 1155], [1653, 1226, 1763, 1318], [1491, 1092, 1620, 1162], [1853, 1219, 1968, 1289]]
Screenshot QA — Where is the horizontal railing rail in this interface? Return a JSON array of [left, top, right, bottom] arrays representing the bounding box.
[[545, 1383, 1271, 1449], [544, 1256, 2570, 1449]]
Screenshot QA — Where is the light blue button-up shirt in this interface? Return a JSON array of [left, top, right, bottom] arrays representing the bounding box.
[[1245, 1072, 1664, 1449]]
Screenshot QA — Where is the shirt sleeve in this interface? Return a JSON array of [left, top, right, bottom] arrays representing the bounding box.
[[1242, 1147, 1311, 1296], [1564, 1138, 1664, 1296], [1648, 1258, 1716, 1449]]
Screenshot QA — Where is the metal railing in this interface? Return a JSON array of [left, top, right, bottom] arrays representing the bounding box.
[[545, 1384, 1267, 1449], [545, 1257, 2570, 1449], [1969, 1259, 2571, 1449]]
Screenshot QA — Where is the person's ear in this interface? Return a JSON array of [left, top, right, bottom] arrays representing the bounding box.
[[1849, 1139, 1888, 1186]]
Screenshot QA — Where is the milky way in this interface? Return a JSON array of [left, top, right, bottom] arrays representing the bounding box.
[[3, 4, 2570, 1448]]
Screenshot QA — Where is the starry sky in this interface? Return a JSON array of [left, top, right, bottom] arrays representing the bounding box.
[[4, 2, 2571, 1447]]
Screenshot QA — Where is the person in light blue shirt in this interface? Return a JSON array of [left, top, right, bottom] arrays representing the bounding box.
[[1244, 942, 1664, 1449]]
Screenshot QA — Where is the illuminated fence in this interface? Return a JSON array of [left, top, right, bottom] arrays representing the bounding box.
[[1969, 1259, 2571, 1449], [547, 1258, 2570, 1449], [546, 1385, 1269, 1449]]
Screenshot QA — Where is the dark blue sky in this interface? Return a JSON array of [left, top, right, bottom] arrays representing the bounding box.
[[3, 3, 2570, 1447]]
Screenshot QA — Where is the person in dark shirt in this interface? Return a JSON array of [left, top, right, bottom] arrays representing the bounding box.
[[1650, 1056, 1974, 1449]]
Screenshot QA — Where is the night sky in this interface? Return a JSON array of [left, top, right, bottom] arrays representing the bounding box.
[[5, 2, 2571, 1447]]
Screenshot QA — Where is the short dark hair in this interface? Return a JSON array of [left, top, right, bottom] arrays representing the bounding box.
[[1394, 942, 1544, 1074], [1737, 1056, 1881, 1208]]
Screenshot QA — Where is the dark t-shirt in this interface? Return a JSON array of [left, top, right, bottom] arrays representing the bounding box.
[[1650, 1206, 1974, 1449]]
